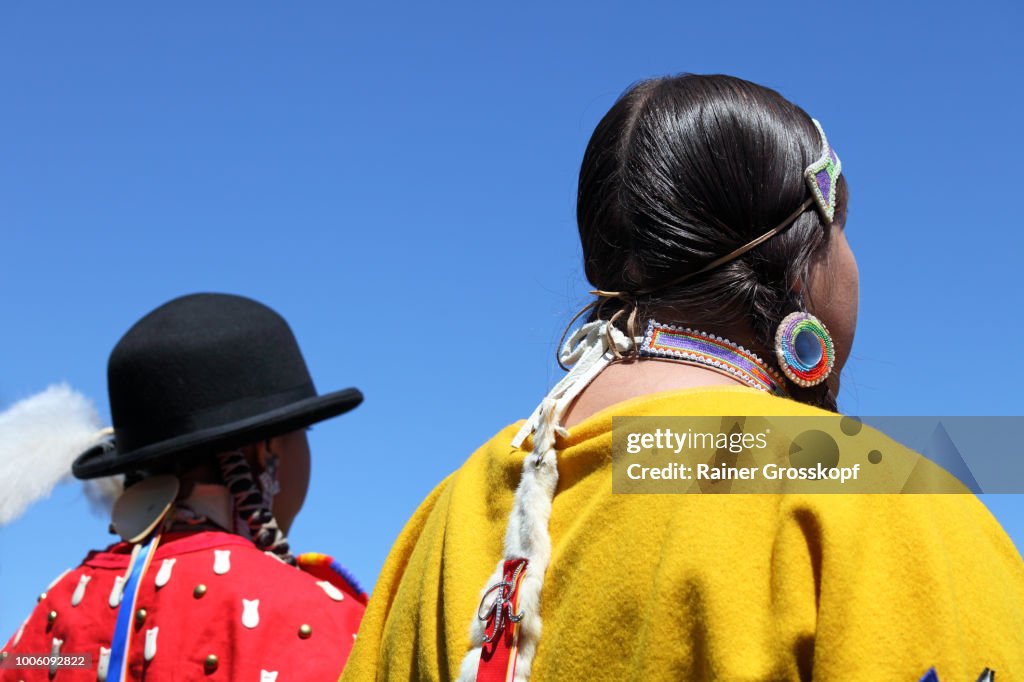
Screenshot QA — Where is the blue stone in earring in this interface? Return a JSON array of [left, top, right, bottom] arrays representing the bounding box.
[[794, 329, 823, 366]]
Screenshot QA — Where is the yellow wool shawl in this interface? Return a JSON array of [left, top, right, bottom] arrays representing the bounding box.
[[342, 386, 1024, 681]]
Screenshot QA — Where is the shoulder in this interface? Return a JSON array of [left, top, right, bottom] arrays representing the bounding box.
[[162, 535, 365, 619], [782, 492, 1021, 561], [2, 565, 79, 656], [147, 532, 368, 676], [769, 493, 1024, 672], [4, 532, 367, 680], [131, 538, 365, 679], [296, 553, 368, 604], [767, 491, 1024, 638]]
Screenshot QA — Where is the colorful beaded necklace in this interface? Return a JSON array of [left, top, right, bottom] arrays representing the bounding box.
[[638, 319, 789, 397]]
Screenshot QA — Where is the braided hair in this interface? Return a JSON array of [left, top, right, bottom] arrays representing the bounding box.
[[216, 449, 295, 565]]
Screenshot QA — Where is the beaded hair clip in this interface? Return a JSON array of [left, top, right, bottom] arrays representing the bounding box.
[[804, 119, 842, 223]]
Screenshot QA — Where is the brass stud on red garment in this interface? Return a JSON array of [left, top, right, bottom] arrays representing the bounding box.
[[298, 624, 312, 639], [47, 610, 58, 626], [193, 584, 207, 599], [135, 608, 147, 626], [204, 654, 219, 673]]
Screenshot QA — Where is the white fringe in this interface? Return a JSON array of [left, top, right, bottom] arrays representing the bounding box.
[[457, 322, 633, 681], [0, 384, 112, 525]]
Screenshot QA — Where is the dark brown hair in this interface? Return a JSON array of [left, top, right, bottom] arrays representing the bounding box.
[[577, 74, 848, 409]]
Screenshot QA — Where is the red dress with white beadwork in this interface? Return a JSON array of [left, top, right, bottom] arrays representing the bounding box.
[[2, 531, 366, 681]]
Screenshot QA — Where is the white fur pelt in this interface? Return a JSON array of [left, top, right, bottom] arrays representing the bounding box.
[[457, 322, 634, 681], [457, 398, 562, 682], [0, 384, 117, 525]]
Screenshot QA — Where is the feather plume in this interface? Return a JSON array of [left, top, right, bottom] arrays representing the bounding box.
[[0, 384, 117, 525]]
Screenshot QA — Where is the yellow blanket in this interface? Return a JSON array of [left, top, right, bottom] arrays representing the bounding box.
[[343, 386, 1024, 681]]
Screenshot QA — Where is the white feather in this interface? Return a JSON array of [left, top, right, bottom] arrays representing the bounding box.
[[83, 473, 124, 514], [0, 384, 106, 525]]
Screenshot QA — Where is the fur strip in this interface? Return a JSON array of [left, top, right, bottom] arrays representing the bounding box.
[[458, 400, 561, 682], [458, 321, 631, 680]]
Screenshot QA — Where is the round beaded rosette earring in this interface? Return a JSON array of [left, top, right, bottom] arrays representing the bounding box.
[[774, 311, 835, 387]]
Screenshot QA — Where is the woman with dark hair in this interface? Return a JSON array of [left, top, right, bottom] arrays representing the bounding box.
[[2, 293, 368, 681], [343, 75, 1024, 680]]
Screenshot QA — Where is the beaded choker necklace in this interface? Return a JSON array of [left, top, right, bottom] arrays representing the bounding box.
[[638, 319, 789, 397]]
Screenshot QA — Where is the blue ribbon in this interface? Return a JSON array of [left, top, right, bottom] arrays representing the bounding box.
[[107, 534, 159, 682]]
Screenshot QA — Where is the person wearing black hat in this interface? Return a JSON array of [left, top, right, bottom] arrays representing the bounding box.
[[2, 293, 367, 681]]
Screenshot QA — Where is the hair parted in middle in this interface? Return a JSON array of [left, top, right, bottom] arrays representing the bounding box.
[[576, 73, 848, 410]]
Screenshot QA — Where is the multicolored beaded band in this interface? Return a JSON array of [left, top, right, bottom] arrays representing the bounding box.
[[774, 311, 835, 387], [639, 320, 789, 397], [296, 552, 367, 600]]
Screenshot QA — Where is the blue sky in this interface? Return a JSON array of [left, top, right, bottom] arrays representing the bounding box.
[[1, 2, 1021, 637]]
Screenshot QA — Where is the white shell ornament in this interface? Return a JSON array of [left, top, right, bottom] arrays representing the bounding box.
[[50, 637, 63, 676], [144, 627, 158, 661], [109, 576, 125, 608], [71, 574, 91, 607], [97, 646, 111, 681], [260, 671, 279, 682], [213, 550, 231, 575], [316, 580, 345, 601], [241, 599, 260, 629], [155, 558, 176, 588]]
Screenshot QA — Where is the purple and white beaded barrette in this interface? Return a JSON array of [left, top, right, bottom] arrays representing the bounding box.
[[805, 119, 842, 223], [639, 319, 788, 397]]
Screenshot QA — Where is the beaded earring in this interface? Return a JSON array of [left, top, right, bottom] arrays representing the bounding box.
[[774, 311, 835, 387]]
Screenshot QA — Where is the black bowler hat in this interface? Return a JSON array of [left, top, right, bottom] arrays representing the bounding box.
[[72, 293, 363, 479]]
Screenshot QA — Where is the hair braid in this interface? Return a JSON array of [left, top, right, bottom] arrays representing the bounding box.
[[216, 449, 295, 565]]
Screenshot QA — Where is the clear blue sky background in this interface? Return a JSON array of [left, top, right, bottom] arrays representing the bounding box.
[[2, 2, 1021, 637]]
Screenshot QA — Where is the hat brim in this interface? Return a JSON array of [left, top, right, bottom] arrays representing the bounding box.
[[72, 387, 363, 480]]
